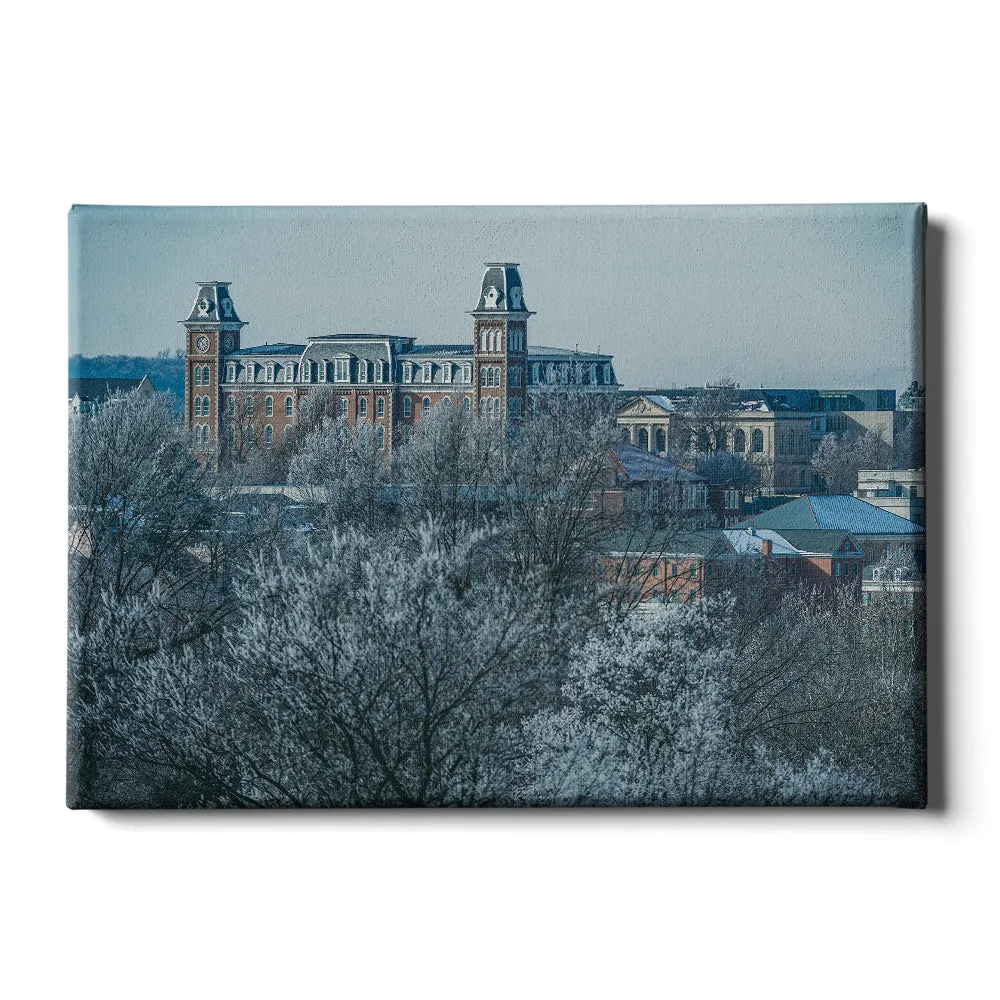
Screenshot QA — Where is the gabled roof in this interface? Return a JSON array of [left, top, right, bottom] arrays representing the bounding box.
[[68, 376, 152, 402], [769, 529, 863, 556], [741, 494, 925, 535], [617, 393, 675, 417], [610, 444, 705, 483]]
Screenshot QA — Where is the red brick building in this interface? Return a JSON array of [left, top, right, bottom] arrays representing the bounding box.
[[184, 265, 620, 464]]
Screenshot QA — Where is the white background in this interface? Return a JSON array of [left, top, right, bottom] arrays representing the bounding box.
[[1, 2, 995, 997]]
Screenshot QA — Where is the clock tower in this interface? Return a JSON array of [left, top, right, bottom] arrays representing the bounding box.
[[182, 281, 246, 462], [469, 263, 532, 422]]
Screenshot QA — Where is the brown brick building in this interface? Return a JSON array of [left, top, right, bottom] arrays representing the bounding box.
[[184, 265, 620, 465]]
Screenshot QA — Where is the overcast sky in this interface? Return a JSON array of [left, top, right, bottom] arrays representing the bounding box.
[[69, 204, 924, 391]]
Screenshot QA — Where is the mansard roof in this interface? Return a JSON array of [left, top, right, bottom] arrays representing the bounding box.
[[471, 263, 531, 314], [527, 345, 613, 360], [403, 344, 475, 357], [228, 343, 304, 357], [183, 281, 243, 325]]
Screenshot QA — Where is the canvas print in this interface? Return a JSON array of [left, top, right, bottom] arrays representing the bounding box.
[[67, 205, 927, 808]]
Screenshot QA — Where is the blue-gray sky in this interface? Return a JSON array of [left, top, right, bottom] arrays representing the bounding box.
[[69, 204, 924, 390]]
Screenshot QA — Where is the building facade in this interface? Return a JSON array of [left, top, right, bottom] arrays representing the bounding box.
[[184, 265, 619, 462]]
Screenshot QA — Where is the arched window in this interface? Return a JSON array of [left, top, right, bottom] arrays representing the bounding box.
[[246, 425, 254, 449], [377, 425, 385, 450], [358, 360, 368, 383], [358, 397, 367, 419], [733, 429, 746, 452], [655, 428, 666, 452], [265, 396, 273, 417], [480, 399, 487, 417], [638, 428, 649, 449], [245, 363, 255, 383], [751, 429, 764, 453], [442, 397, 452, 408], [338, 397, 348, 418], [193, 396, 201, 416], [482, 368, 489, 387], [245, 396, 253, 415], [403, 396, 412, 418], [265, 425, 273, 448], [377, 397, 385, 418], [285, 396, 293, 417], [463, 397, 471, 413], [422, 396, 430, 415], [194, 366, 202, 386]]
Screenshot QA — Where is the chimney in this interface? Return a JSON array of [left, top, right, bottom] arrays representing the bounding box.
[[762, 538, 773, 556]]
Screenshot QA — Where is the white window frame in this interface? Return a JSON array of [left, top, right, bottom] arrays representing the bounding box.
[[377, 397, 385, 418], [402, 363, 413, 384], [285, 396, 293, 417], [358, 360, 368, 383], [403, 396, 412, 418], [422, 362, 433, 383], [358, 397, 368, 419]]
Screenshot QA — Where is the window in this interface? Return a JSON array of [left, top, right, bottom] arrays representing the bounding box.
[[443, 397, 452, 408], [751, 429, 764, 453], [509, 397, 522, 419], [193, 396, 201, 416], [423, 363, 433, 383], [604, 364, 612, 384], [318, 361, 327, 382], [246, 363, 255, 383], [265, 396, 273, 417], [287, 363, 297, 382], [265, 425, 273, 448], [358, 397, 368, 419], [462, 364, 472, 384], [335, 358, 350, 382], [245, 396, 253, 415], [403, 396, 412, 418], [377, 397, 385, 418], [480, 330, 487, 352], [302, 361, 312, 383], [375, 360, 385, 382], [463, 397, 471, 413], [671, 563, 678, 577], [285, 396, 293, 417], [480, 399, 487, 417], [778, 435, 785, 455], [834, 562, 841, 577], [377, 424, 385, 450], [442, 363, 452, 384], [227, 396, 234, 416], [227, 363, 236, 382], [266, 364, 275, 383], [481, 368, 488, 387], [358, 360, 368, 383], [246, 425, 254, 449], [652, 563, 660, 578], [510, 366, 521, 387], [338, 397, 348, 418], [422, 396, 430, 415], [403, 363, 413, 384], [194, 366, 202, 386]]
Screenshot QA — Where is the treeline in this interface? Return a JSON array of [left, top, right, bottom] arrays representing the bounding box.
[[67, 392, 925, 808], [69, 353, 185, 408]]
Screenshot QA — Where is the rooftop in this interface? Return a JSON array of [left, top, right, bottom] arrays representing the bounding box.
[[741, 495, 925, 535]]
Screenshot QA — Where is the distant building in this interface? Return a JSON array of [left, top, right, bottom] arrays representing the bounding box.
[[184, 266, 619, 463], [588, 443, 708, 523], [738, 493, 925, 566], [69, 375, 155, 415], [596, 525, 864, 605], [855, 469, 925, 526]]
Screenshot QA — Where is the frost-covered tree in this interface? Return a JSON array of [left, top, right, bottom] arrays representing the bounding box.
[[288, 417, 391, 534], [77, 521, 576, 806], [811, 428, 891, 493], [519, 603, 885, 805]]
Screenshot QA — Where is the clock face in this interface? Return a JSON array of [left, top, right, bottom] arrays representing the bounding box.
[[222, 334, 234, 353], [195, 334, 210, 354]]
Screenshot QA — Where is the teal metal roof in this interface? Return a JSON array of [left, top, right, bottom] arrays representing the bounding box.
[[742, 495, 924, 535]]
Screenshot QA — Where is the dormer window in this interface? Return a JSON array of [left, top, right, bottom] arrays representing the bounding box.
[[442, 363, 452, 384], [422, 362, 433, 383], [227, 363, 236, 382], [318, 361, 328, 382], [402, 363, 413, 384], [358, 360, 369, 382], [287, 363, 296, 382], [335, 358, 350, 382], [462, 364, 472, 384], [375, 360, 385, 383], [245, 363, 256, 383], [266, 364, 275, 382]]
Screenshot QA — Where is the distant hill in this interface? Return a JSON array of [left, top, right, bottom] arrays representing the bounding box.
[[69, 354, 185, 410]]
